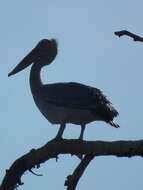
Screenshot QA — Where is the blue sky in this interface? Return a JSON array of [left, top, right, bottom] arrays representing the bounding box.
[[1, 0, 143, 189]]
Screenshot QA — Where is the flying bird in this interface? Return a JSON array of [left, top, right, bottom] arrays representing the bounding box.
[[8, 39, 120, 140]]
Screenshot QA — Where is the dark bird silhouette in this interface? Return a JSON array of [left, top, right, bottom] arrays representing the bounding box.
[[8, 39, 120, 140]]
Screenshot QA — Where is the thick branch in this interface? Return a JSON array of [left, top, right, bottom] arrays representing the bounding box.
[[0, 139, 143, 190], [115, 30, 143, 42]]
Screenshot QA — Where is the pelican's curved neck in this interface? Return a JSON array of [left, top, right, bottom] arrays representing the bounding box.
[[30, 62, 43, 94]]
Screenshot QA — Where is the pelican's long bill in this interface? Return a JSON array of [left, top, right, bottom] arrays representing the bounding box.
[[8, 47, 39, 77]]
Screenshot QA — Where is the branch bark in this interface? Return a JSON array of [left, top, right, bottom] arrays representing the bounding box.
[[115, 30, 143, 42], [0, 138, 143, 190]]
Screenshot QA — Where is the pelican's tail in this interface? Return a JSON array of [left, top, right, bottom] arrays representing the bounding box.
[[109, 121, 120, 128]]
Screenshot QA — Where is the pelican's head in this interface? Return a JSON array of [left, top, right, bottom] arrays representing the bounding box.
[[8, 39, 58, 77]]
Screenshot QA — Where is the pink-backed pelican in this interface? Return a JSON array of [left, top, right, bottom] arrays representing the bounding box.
[[8, 39, 120, 140]]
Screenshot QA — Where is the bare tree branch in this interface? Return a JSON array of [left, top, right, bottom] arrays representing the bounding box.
[[0, 138, 143, 190], [65, 154, 95, 190], [115, 30, 143, 42]]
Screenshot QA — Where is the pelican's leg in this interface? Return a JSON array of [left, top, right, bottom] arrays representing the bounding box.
[[55, 123, 66, 139], [78, 124, 86, 140]]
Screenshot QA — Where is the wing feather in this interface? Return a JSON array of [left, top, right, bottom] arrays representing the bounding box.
[[41, 82, 111, 109]]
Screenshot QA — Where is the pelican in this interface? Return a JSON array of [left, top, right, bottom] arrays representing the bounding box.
[[8, 39, 120, 140]]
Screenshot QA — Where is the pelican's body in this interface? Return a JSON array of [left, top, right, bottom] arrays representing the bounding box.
[[31, 82, 108, 125], [9, 39, 120, 140]]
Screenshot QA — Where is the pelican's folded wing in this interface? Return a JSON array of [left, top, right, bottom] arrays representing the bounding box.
[[41, 82, 111, 109]]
